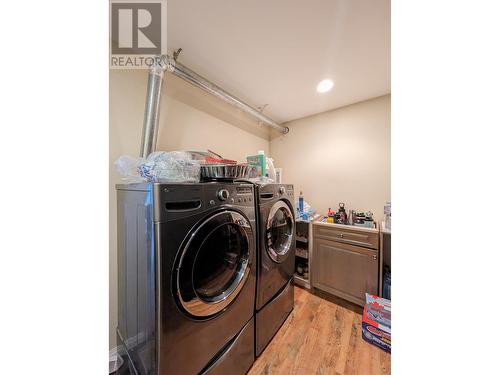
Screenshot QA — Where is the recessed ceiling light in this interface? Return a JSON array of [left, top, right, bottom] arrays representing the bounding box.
[[316, 79, 334, 93]]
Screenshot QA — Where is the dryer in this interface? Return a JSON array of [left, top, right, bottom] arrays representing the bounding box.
[[116, 182, 256, 375], [254, 183, 296, 356]]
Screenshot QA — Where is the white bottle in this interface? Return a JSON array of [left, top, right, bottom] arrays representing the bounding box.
[[266, 157, 276, 182]]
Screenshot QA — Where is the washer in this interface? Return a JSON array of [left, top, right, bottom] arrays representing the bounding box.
[[254, 183, 296, 356], [116, 182, 256, 375]]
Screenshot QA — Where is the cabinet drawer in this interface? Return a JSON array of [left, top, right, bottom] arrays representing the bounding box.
[[312, 239, 378, 306], [313, 224, 379, 249]]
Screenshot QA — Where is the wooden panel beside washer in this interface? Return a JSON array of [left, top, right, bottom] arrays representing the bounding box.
[[313, 221, 379, 250]]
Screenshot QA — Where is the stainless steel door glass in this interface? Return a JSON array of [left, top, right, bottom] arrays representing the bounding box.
[[266, 201, 294, 263], [176, 211, 253, 318], [193, 223, 247, 302]]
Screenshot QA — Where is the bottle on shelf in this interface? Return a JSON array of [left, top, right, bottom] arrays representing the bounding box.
[[298, 191, 304, 218], [336, 202, 348, 224], [327, 208, 334, 223]]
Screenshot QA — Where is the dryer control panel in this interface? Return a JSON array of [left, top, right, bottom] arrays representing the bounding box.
[[207, 184, 254, 207], [153, 182, 255, 222]]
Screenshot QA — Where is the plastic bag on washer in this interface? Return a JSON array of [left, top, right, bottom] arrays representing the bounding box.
[[114, 155, 147, 183], [138, 151, 201, 183]]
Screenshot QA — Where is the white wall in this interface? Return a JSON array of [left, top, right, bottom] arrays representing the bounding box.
[[270, 95, 391, 221], [109, 69, 269, 349]]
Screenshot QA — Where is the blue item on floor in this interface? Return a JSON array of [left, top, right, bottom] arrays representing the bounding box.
[[382, 271, 391, 300]]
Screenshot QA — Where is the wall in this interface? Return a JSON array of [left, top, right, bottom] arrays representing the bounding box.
[[270, 95, 390, 221], [109, 69, 270, 349]]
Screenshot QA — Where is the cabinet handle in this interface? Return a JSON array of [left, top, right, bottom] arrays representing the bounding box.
[[372, 254, 377, 260], [339, 233, 344, 238]]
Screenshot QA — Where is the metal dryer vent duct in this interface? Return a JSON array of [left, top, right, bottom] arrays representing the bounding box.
[[139, 54, 289, 157]]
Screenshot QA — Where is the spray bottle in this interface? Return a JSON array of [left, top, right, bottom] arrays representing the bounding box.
[[298, 191, 304, 217]]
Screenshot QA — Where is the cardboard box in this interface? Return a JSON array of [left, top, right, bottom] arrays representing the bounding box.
[[361, 294, 391, 353], [366, 293, 391, 311], [246, 154, 266, 177]]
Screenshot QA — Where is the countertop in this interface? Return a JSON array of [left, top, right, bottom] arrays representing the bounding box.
[[296, 213, 323, 223], [312, 219, 379, 234]]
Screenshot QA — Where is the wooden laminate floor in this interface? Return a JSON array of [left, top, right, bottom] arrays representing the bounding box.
[[248, 287, 391, 375]]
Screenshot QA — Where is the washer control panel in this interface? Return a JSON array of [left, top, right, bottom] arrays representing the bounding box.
[[282, 184, 294, 198], [235, 185, 253, 204], [208, 183, 254, 207], [217, 189, 229, 201]]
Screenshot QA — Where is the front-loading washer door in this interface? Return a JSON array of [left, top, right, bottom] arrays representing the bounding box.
[[266, 200, 294, 263], [175, 210, 254, 319]]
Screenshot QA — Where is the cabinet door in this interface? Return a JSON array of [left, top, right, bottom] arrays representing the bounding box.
[[313, 238, 378, 306]]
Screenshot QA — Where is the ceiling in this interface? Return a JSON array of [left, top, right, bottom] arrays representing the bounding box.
[[167, 0, 390, 123]]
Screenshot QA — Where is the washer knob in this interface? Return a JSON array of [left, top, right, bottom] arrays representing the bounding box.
[[279, 186, 286, 195], [217, 189, 229, 201]]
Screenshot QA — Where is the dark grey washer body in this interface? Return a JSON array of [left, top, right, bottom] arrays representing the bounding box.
[[116, 182, 257, 375], [254, 183, 296, 356]]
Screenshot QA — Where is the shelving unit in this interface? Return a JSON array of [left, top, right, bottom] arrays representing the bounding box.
[[378, 221, 391, 298], [293, 217, 315, 289]]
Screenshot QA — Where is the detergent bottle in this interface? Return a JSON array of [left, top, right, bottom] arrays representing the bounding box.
[[327, 208, 334, 223], [298, 191, 304, 216]]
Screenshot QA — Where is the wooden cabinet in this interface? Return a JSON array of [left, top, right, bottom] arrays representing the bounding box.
[[312, 223, 379, 306], [314, 224, 379, 249]]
